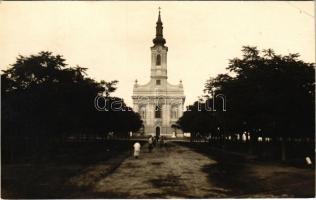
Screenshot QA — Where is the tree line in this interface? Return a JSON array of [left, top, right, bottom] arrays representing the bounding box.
[[177, 46, 315, 161], [1, 52, 142, 160]]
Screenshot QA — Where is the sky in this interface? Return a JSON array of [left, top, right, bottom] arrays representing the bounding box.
[[0, 1, 314, 107]]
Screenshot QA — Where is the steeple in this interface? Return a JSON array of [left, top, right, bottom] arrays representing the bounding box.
[[153, 7, 166, 46]]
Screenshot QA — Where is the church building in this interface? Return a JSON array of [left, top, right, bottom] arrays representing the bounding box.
[[132, 10, 185, 137]]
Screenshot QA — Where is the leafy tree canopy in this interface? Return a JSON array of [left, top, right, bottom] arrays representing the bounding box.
[[2, 51, 142, 139], [179, 46, 315, 139]]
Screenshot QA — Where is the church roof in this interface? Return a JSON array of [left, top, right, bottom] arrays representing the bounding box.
[[133, 79, 184, 97]]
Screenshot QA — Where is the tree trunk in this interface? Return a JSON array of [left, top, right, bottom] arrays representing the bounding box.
[[281, 139, 286, 161], [247, 134, 253, 155]]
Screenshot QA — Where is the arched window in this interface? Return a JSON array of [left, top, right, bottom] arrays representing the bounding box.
[[155, 105, 161, 118], [156, 54, 161, 66]]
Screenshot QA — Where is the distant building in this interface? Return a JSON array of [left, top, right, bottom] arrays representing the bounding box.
[[132, 10, 185, 137]]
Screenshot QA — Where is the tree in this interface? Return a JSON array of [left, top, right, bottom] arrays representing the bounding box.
[[204, 46, 315, 160], [177, 100, 219, 142], [1, 51, 142, 160]]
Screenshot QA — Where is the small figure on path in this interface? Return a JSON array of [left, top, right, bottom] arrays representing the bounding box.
[[148, 136, 153, 152], [152, 136, 157, 147], [133, 142, 141, 159], [160, 136, 165, 148]]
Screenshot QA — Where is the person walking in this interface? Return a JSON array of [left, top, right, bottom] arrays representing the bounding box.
[[160, 136, 165, 148], [133, 142, 141, 159], [148, 136, 153, 152], [152, 136, 157, 147]]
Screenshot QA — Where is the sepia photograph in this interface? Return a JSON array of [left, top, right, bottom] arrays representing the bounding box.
[[0, 1, 315, 199]]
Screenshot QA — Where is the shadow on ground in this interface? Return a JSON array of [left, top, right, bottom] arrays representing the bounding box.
[[178, 142, 315, 198], [146, 172, 202, 198], [1, 141, 144, 199]]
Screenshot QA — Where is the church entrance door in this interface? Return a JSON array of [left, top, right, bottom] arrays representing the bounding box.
[[155, 127, 160, 138]]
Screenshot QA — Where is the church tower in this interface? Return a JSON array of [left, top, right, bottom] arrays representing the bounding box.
[[151, 9, 168, 81], [132, 9, 185, 137]]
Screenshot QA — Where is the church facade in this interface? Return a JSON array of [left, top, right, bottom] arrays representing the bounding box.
[[132, 10, 185, 138]]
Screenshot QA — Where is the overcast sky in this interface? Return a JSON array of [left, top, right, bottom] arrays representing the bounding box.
[[0, 1, 314, 107]]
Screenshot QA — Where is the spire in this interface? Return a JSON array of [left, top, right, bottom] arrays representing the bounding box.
[[153, 7, 166, 46], [157, 7, 162, 23]]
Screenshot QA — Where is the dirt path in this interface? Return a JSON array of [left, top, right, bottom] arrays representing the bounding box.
[[3, 141, 314, 198], [92, 142, 228, 198]]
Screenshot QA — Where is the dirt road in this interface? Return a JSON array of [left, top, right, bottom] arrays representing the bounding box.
[[91, 142, 228, 198], [3, 141, 314, 198]]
